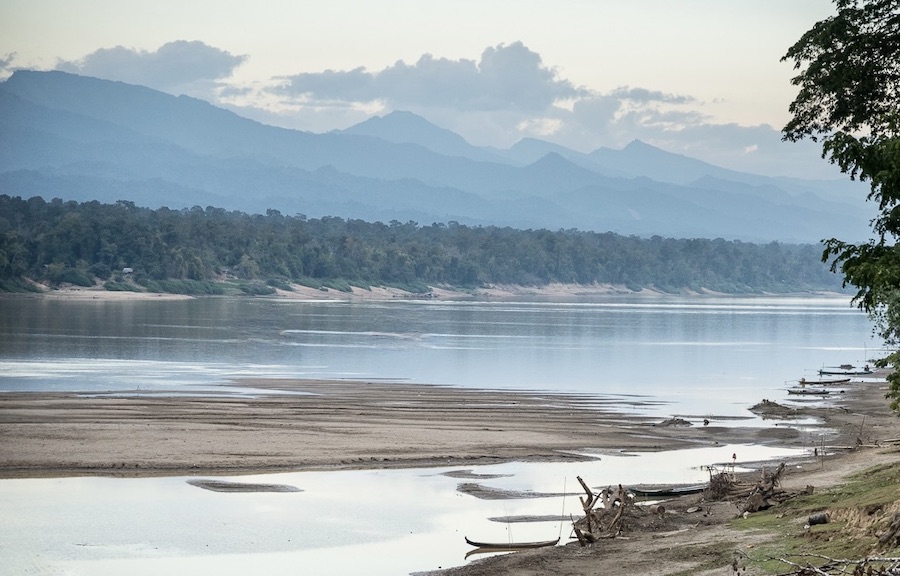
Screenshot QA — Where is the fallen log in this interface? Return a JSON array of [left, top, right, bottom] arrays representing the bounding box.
[[740, 463, 787, 514]]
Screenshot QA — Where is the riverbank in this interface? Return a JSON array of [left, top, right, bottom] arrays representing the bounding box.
[[15, 280, 847, 302], [1, 374, 897, 575], [426, 376, 900, 576]]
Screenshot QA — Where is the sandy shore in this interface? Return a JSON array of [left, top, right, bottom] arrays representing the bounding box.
[[21, 280, 847, 302], [1, 377, 892, 479], [2, 376, 898, 575]]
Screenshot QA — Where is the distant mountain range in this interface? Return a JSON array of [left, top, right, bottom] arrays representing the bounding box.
[[0, 70, 875, 243]]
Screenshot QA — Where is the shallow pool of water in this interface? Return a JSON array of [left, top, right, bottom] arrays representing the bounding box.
[[0, 443, 807, 575]]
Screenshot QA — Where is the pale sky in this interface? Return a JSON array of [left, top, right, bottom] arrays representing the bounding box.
[[1, 0, 844, 179]]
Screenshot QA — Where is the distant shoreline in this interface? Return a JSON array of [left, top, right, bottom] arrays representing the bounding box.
[[4, 281, 851, 302]]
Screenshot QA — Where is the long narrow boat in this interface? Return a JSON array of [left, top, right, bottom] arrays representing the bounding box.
[[798, 377, 851, 385], [818, 369, 873, 376], [464, 536, 560, 549], [787, 388, 831, 395], [629, 484, 706, 497]]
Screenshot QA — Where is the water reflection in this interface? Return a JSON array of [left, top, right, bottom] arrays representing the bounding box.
[[0, 443, 805, 575]]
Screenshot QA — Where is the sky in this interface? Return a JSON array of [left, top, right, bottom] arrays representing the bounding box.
[[1, 0, 845, 179]]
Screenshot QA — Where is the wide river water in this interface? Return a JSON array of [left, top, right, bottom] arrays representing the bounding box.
[[0, 293, 884, 575], [0, 294, 882, 415]]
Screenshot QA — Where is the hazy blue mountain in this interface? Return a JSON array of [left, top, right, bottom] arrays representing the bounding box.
[[495, 138, 628, 178], [0, 70, 874, 243], [586, 140, 743, 185], [335, 110, 504, 163]]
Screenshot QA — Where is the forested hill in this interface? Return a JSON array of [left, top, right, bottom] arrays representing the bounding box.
[[0, 195, 843, 295]]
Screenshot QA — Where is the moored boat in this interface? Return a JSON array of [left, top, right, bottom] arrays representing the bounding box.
[[464, 536, 560, 549], [818, 367, 873, 376], [798, 377, 851, 385], [787, 388, 831, 395], [629, 484, 706, 497]]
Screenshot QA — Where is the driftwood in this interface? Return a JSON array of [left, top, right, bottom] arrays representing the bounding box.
[[770, 554, 900, 575], [704, 462, 793, 514], [571, 462, 801, 549], [741, 462, 787, 514], [572, 478, 636, 545], [576, 475, 597, 533]]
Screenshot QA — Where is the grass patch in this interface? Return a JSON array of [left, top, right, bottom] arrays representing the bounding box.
[[387, 280, 432, 294], [295, 277, 323, 290], [237, 282, 276, 296], [265, 278, 294, 291], [733, 458, 900, 574], [322, 278, 353, 293], [0, 277, 42, 292], [139, 279, 226, 295]]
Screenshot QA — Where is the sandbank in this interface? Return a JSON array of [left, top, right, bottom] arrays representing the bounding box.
[[10, 280, 849, 302], [0, 376, 894, 479]]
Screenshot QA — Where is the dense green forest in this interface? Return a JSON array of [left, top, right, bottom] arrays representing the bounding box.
[[0, 195, 843, 295]]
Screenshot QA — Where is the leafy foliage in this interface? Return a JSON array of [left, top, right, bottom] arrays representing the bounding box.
[[782, 0, 900, 408], [0, 194, 843, 295]]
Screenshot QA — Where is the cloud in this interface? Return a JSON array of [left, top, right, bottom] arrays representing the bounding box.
[[263, 42, 716, 153], [608, 86, 696, 105], [272, 41, 585, 112], [0, 52, 17, 79], [571, 95, 622, 131], [56, 41, 246, 93]]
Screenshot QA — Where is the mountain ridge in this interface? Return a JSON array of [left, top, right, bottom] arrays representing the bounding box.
[[0, 70, 873, 243]]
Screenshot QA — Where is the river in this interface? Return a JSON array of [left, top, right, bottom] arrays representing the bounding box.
[[0, 293, 882, 575]]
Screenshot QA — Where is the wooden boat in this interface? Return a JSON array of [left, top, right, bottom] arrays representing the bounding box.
[[465, 536, 559, 550], [787, 388, 830, 395], [798, 377, 851, 385], [818, 368, 872, 376], [629, 484, 706, 497]]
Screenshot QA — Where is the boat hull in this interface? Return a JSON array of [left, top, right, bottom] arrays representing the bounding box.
[[799, 378, 851, 385], [464, 536, 559, 549], [629, 484, 706, 497], [787, 388, 831, 395]]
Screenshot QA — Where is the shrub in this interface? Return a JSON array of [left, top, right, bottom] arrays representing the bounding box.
[[238, 282, 276, 295]]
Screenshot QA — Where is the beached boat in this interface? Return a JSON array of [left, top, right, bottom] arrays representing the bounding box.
[[818, 368, 872, 376], [464, 536, 559, 550], [787, 388, 831, 395], [798, 377, 851, 385], [629, 484, 706, 497]]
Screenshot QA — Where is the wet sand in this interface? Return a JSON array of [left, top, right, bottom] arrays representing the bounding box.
[[0, 376, 894, 479]]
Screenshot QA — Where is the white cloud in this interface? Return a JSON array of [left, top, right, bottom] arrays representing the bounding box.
[[272, 41, 585, 112], [0, 52, 16, 80], [608, 86, 697, 105], [55, 41, 246, 95]]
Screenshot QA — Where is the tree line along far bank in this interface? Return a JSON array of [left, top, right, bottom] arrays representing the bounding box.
[[0, 195, 845, 295]]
